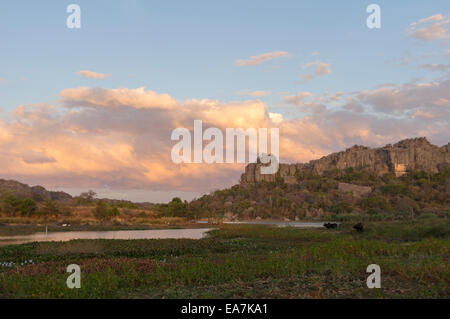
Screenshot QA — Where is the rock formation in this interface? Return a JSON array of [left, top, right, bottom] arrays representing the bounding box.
[[241, 137, 450, 184]]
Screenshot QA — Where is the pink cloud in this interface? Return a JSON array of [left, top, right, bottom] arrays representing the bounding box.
[[236, 51, 289, 66], [77, 70, 110, 79]]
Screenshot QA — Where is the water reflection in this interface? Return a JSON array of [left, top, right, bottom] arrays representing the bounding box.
[[0, 228, 213, 247]]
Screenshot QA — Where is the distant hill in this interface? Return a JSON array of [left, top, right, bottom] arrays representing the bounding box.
[[0, 179, 72, 202]]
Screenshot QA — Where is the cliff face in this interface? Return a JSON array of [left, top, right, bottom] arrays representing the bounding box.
[[241, 137, 450, 184], [0, 179, 72, 201]]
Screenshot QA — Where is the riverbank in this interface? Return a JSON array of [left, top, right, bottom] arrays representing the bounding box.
[[0, 218, 448, 298], [0, 218, 338, 236]]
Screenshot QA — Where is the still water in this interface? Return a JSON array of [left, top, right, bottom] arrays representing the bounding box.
[[198, 221, 334, 228], [223, 221, 332, 228], [0, 228, 213, 247]]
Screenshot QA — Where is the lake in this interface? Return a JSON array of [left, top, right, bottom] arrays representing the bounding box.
[[0, 228, 213, 247]]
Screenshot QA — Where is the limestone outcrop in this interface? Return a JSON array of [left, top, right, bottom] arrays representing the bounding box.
[[241, 137, 450, 184]]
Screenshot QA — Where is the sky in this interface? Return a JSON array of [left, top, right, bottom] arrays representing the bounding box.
[[0, 1, 449, 202]]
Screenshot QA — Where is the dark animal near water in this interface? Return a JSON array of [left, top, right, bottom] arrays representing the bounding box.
[[353, 223, 364, 232], [323, 222, 338, 229]]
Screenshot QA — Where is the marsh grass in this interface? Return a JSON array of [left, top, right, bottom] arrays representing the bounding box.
[[0, 220, 448, 298]]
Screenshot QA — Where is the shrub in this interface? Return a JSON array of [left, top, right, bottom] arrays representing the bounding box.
[[381, 183, 408, 196], [332, 200, 353, 214], [360, 195, 391, 211], [42, 200, 60, 217], [93, 201, 120, 220]]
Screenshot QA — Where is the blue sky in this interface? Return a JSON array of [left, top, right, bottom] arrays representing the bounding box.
[[0, 1, 449, 202], [1, 0, 448, 111]]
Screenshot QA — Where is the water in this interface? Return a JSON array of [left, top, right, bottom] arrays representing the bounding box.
[[223, 221, 334, 228], [198, 221, 337, 228], [0, 228, 213, 247]]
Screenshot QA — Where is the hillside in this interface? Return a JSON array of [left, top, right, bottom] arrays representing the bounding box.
[[189, 138, 450, 222], [0, 179, 72, 202]]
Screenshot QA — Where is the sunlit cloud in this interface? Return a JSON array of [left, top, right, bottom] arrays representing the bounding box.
[[236, 51, 289, 66], [238, 90, 271, 97], [61, 87, 178, 110], [0, 74, 448, 194], [77, 70, 110, 79], [408, 13, 450, 42], [300, 61, 332, 81]]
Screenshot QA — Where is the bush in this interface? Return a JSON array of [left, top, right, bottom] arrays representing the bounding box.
[[42, 200, 60, 217], [332, 200, 353, 214], [418, 213, 438, 220], [93, 201, 120, 220], [381, 183, 408, 196], [360, 195, 391, 211]]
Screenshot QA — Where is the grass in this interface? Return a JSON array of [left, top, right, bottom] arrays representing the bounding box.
[[0, 219, 448, 298]]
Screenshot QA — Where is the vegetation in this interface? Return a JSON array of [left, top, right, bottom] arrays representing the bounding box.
[[185, 167, 450, 221], [0, 167, 448, 224], [0, 219, 448, 298], [93, 201, 120, 221]]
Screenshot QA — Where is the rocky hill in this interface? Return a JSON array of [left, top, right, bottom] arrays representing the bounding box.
[[189, 137, 450, 221], [242, 137, 450, 185], [0, 179, 72, 202]]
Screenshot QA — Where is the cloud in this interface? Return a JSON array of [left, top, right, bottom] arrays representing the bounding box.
[[77, 70, 110, 79], [61, 87, 178, 110], [300, 61, 332, 81], [238, 90, 271, 97], [284, 91, 344, 107], [328, 92, 344, 102], [21, 152, 56, 164], [0, 75, 449, 195], [418, 63, 450, 72], [269, 112, 283, 123], [354, 79, 450, 114], [236, 51, 288, 66], [283, 92, 314, 106], [408, 14, 450, 42]]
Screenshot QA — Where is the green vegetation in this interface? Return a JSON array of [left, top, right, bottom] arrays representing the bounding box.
[[0, 167, 447, 224], [93, 201, 120, 221], [185, 167, 450, 221], [0, 219, 448, 298]]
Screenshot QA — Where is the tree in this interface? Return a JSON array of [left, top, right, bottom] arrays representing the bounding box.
[[19, 198, 38, 217], [78, 190, 97, 204], [1, 194, 20, 215], [167, 197, 188, 217]]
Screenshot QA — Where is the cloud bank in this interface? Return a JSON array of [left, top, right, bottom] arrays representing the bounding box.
[[0, 74, 448, 194]]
